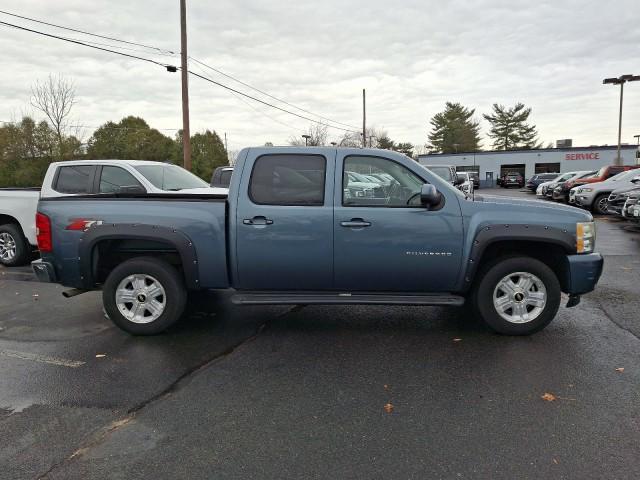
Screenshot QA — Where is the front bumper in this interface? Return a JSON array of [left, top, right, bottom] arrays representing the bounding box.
[[574, 194, 593, 208], [565, 253, 603, 295], [31, 259, 57, 283]]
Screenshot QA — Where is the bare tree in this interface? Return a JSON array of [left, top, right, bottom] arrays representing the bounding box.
[[288, 124, 328, 146], [31, 74, 76, 159]]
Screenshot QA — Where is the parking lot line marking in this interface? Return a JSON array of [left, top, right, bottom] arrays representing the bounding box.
[[0, 349, 85, 368]]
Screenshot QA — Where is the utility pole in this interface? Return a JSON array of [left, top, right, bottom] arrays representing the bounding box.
[[224, 132, 228, 152], [180, 0, 192, 171], [362, 89, 366, 148]]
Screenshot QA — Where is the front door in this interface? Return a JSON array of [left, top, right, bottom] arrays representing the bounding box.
[[334, 154, 464, 292], [236, 150, 335, 290]]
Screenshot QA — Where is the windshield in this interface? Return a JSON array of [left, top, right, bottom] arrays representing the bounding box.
[[134, 164, 208, 191], [609, 169, 639, 182]]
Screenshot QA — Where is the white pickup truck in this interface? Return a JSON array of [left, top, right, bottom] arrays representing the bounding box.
[[0, 159, 227, 266]]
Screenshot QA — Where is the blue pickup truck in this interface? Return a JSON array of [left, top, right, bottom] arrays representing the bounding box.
[[31, 147, 603, 336]]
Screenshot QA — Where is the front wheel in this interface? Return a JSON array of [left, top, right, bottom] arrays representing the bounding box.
[[592, 193, 609, 215], [472, 256, 561, 335], [102, 257, 187, 335]]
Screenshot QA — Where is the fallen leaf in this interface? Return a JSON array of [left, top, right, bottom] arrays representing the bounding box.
[[541, 392, 556, 402], [95, 354, 106, 358], [383, 403, 394, 413], [615, 367, 624, 373], [453, 338, 462, 342], [553, 458, 559, 465]]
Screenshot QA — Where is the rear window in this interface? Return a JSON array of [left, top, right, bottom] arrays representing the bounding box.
[[219, 170, 232, 187], [249, 154, 326, 206], [54, 165, 95, 194]]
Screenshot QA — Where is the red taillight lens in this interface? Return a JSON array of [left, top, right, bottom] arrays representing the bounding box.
[[36, 212, 52, 253]]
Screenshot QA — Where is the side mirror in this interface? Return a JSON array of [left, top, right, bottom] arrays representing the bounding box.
[[420, 184, 441, 207], [455, 174, 465, 186]]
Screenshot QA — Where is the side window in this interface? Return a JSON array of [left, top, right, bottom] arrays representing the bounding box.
[[220, 170, 232, 187], [343, 156, 424, 207], [54, 165, 95, 194], [99, 166, 144, 193], [249, 154, 326, 206]]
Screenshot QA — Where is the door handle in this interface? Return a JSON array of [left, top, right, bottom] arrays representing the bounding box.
[[340, 218, 371, 228], [243, 216, 273, 226]]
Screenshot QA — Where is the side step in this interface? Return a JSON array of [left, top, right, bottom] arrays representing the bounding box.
[[231, 292, 465, 306]]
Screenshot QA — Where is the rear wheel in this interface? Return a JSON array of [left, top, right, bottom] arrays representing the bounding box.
[[592, 193, 609, 215], [472, 256, 561, 335], [102, 257, 187, 335], [0, 224, 30, 267]]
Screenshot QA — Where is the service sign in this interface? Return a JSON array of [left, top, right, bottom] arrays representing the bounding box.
[[565, 152, 600, 160]]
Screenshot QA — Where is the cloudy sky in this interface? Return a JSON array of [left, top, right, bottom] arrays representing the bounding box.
[[1, 0, 639, 152]]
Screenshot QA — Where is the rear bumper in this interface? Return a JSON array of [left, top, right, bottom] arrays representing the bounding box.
[[565, 253, 603, 295], [31, 259, 57, 283]]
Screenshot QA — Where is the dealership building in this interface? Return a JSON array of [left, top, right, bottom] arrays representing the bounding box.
[[418, 144, 640, 187]]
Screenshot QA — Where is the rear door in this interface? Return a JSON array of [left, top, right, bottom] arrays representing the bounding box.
[[235, 150, 335, 290]]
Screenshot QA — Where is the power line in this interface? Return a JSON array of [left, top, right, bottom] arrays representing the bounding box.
[[0, 20, 174, 69], [0, 8, 176, 54], [187, 69, 358, 133], [189, 63, 301, 133], [189, 56, 360, 130], [2, 19, 359, 133], [1, 10, 358, 133]]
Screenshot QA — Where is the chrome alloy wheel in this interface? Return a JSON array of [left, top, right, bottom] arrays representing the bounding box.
[[115, 274, 166, 323], [0, 232, 17, 261], [492, 271, 547, 324]]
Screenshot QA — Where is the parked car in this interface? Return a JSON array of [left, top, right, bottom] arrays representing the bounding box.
[[536, 171, 588, 198], [456, 172, 474, 195], [421, 164, 464, 188], [0, 160, 227, 267], [607, 183, 640, 216], [32, 147, 602, 337], [573, 170, 640, 214], [468, 171, 480, 189], [551, 171, 597, 202], [568, 165, 640, 196], [625, 197, 640, 222], [0, 188, 40, 266], [525, 173, 559, 192], [500, 172, 524, 188], [544, 171, 594, 200], [210, 166, 234, 188]]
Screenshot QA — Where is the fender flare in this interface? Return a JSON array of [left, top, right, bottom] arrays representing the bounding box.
[[78, 223, 199, 289], [460, 223, 576, 291]]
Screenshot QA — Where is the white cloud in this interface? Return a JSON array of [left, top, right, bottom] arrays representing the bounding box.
[[1, 0, 639, 151]]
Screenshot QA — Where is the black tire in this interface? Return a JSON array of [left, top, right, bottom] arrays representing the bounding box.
[[102, 257, 187, 335], [592, 193, 609, 215], [472, 256, 561, 335], [0, 223, 30, 267]]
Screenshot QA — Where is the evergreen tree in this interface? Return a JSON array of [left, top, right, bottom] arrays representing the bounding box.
[[483, 103, 540, 150], [428, 102, 481, 153]]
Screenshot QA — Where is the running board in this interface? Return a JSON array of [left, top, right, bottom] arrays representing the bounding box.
[[231, 292, 465, 306]]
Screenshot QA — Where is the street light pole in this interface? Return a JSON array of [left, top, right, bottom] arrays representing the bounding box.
[[603, 74, 640, 166], [302, 134, 311, 146]]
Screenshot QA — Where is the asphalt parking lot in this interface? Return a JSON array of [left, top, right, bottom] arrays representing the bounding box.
[[1, 188, 640, 479]]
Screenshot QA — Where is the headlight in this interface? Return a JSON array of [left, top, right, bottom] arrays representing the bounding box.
[[576, 222, 595, 253], [580, 188, 593, 193]]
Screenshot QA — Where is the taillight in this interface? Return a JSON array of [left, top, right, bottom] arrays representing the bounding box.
[[36, 212, 52, 253]]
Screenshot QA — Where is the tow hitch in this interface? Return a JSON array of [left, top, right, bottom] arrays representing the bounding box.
[[566, 294, 581, 308]]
